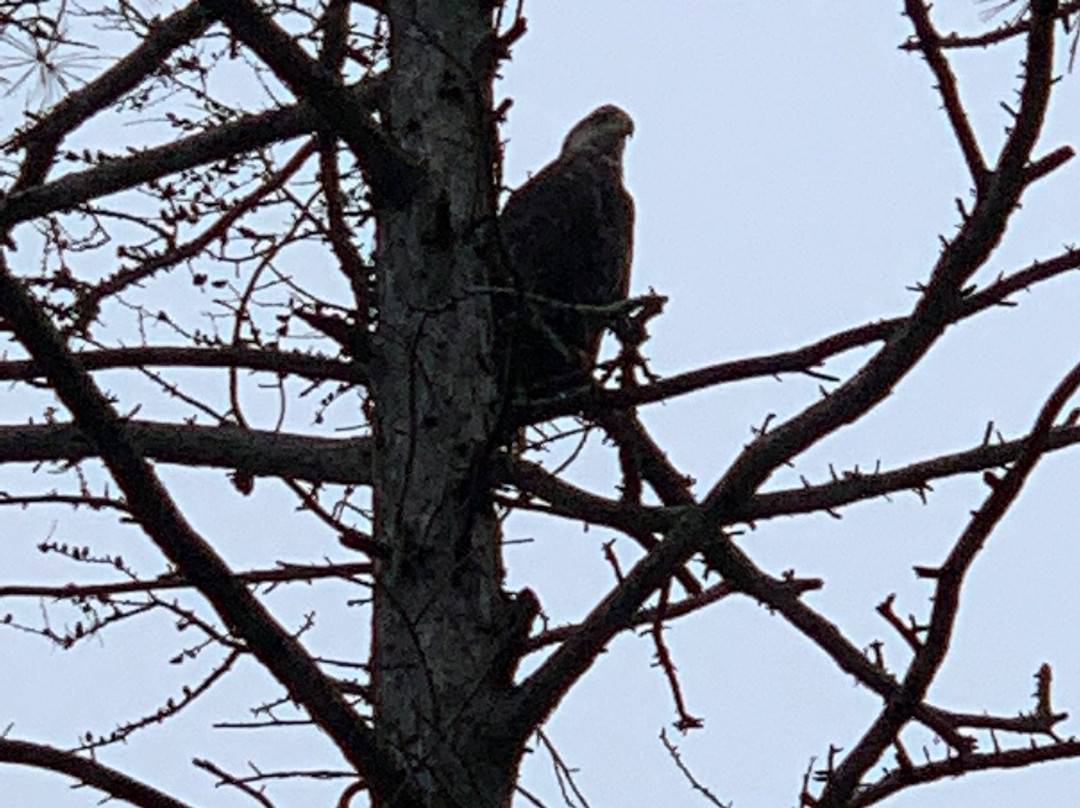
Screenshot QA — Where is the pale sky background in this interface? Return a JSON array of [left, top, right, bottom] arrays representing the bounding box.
[[6, 2, 1080, 807]]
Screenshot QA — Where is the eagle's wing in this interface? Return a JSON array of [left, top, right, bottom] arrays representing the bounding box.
[[495, 105, 634, 397], [501, 151, 632, 305], [497, 151, 633, 394]]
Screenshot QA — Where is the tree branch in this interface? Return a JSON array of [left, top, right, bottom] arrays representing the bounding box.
[[0, 254, 415, 801], [0, 560, 371, 598], [511, 0, 1061, 736], [5, 413, 1080, 539], [848, 740, 1080, 808], [742, 421, 1080, 521], [699, 0, 1058, 526], [898, 1, 1080, 51], [816, 11, 1063, 801], [198, 0, 422, 206], [0, 420, 373, 485], [0, 738, 197, 808], [4, 3, 218, 192], [905, 0, 988, 184], [0, 72, 380, 233], [0, 103, 319, 230], [0, 345, 366, 384], [523, 233, 1080, 420], [822, 347, 1080, 805]]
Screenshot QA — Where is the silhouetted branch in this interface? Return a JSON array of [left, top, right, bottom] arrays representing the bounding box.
[[898, 1, 1080, 51], [522, 579, 737, 653], [0, 421, 373, 484], [0, 560, 372, 598], [699, 0, 1058, 527], [0, 738, 198, 808], [3, 411, 1080, 537], [0, 345, 366, 384], [905, 0, 988, 184], [198, 0, 422, 206], [523, 236, 1080, 419], [5, 2, 218, 192], [0, 253, 412, 797], [822, 351, 1080, 805], [70, 139, 321, 333], [0, 103, 319, 230], [848, 739, 1080, 808], [741, 420, 1080, 521]]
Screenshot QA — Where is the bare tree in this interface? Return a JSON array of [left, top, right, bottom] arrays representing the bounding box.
[[2, 2, 1080, 807]]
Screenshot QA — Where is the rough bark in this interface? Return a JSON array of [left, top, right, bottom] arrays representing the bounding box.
[[370, 2, 529, 806]]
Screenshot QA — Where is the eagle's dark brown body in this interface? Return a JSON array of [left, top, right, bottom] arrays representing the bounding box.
[[497, 105, 635, 396], [295, 106, 635, 401]]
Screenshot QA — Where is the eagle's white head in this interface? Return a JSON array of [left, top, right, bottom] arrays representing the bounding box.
[[560, 105, 635, 161]]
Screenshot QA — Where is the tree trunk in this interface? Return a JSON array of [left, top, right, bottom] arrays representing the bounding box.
[[370, 3, 525, 806]]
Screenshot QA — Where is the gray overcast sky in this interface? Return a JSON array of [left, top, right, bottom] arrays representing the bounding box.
[[5, 2, 1080, 807]]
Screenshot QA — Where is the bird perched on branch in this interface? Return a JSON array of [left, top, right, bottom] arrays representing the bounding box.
[[292, 106, 635, 400], [497, 104, 635, 397]]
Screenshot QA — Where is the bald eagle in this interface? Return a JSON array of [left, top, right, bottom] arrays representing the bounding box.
[[292, 106, 635, 400], [497, 105, 635, 397]]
